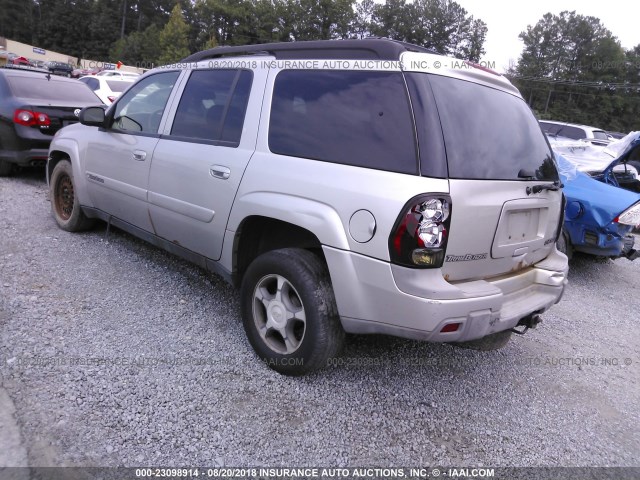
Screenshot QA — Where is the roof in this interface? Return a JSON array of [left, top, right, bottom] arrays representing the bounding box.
[[182, 38, 437, 63]]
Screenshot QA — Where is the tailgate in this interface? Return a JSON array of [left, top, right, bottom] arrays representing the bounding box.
[[442, 180, 562, 281]]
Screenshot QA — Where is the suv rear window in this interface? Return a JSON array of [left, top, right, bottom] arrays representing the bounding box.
[[7, 76, 99, 103], [269, 70, 417, 174], [413, 74, 558, 181]]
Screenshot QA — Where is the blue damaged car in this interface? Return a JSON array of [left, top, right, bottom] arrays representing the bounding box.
[[550, 132, 640, 193], [555, 154, 640, 260]]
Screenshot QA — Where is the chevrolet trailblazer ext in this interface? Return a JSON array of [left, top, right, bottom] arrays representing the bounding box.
[[47, 39, 568, 375]]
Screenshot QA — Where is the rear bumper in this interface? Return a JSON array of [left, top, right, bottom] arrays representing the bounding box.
[[569, 222, 635, 258], [0, 126, 53, 166], [324, 246, 568, 342], [0, 147, 49, 166]]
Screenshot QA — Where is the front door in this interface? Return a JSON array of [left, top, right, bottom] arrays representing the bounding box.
[[84, 71, 181, 231]]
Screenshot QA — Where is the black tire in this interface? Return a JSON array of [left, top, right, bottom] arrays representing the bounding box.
[[556, 229, 573, 260], [240, 248, 345, 375], [0, 159, 12, 177], [50, 159, 94, 232], [451, 330, 512, 351]]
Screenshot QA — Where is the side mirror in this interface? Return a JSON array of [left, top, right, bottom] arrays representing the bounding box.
[[79, 106, 106, 127]]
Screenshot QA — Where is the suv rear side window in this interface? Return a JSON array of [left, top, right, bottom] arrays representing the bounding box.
[[269, 70, 417, 174], [170, 69, 252, 146], [416, 74, 558, 181]]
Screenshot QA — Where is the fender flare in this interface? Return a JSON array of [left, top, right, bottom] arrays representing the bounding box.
[[227, 192, 350, 250], [48, 138, 93, 208]]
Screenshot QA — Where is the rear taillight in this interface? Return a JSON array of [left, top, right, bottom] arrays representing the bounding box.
[[389, 194, 452, 268], [615, 201, 640, 227], [107, 96, 117, 103], [14, 109, 51, 127]]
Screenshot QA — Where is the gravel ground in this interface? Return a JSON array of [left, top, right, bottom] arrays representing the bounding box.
[[0, 170, 639, 468]]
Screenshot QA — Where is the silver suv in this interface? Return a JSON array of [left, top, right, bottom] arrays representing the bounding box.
[[47, 39, 568, 375]]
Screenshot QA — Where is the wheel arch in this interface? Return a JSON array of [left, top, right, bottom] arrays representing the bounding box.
[[231, 215, 327, 287], [47, 139, 92, 208]]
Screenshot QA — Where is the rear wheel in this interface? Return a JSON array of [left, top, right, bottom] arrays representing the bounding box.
[[556, 229, 573, 260], [50, 159, 94, 231], [240, 248, 345, 375]]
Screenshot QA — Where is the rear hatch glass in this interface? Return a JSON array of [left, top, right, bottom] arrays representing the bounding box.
[[7, 76, 99, 103], [408, 73, 558, 181]]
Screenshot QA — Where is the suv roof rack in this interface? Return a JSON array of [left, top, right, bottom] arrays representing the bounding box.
[[182, 38, 438, 63]]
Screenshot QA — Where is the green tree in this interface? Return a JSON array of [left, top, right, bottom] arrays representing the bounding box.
[[352, 0, 375, 39], [158, 3, 190, 64], [0, 0, 35, 44], [110, 23, 162, 67], [371, 0, 486, 60], [511, 11, 639, 132]]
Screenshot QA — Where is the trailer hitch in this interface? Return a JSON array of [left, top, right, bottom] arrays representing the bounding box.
[[510, 313, 542, 335]]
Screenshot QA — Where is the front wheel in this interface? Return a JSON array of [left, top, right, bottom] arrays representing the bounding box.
[[240, 248, 345, 375], [50, 159, 94, 231]]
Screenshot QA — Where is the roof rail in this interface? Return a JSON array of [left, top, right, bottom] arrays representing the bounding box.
[[181, 38, 438, 63]]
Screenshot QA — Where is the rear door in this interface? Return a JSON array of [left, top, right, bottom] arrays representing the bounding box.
[[407, 72, 562, 281], [147, 67, 263, 260]]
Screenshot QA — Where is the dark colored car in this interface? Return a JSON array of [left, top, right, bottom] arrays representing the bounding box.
[[46, 61, 74, 77], [0, 68, 101, 176]]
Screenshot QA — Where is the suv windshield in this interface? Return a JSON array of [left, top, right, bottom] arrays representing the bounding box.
[[409, 73, 558, 181]]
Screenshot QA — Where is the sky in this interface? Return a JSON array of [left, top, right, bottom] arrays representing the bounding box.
[[454, 0, 640, 73]]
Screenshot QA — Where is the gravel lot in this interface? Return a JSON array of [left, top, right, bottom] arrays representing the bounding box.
[[1, 170, 639, 468]]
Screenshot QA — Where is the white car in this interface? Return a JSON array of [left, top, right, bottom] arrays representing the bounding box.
[[78, 75, 135, 104], [95, 70, 140, 80], [539, 120, 611, 146]]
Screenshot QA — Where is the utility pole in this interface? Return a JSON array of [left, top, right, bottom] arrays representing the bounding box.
[[120, 0, 127, 39]]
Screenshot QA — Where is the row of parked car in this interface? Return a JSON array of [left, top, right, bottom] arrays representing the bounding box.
[[0, 64, 139, 175], [1, 40, 638, 374], [1, 51, 140, 79]]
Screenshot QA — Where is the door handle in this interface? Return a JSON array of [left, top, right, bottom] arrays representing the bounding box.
[[132, 150, 147, 161], [210, 165, 230, 180]]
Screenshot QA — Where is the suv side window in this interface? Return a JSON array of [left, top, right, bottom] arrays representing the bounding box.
[[170, 69, 252, 146], [111, 71, 180, 134], [269, 70, 417, 174]]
